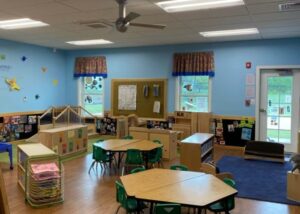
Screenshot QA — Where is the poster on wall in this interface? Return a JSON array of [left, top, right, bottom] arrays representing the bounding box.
[[118, 85, 137, 110], [28, 116, 37, 124]]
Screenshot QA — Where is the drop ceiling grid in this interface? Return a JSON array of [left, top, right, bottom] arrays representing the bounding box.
[[0, 0, 298, 49]]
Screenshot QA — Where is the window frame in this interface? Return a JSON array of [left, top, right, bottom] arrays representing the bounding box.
[[77, 77, 105, 117], [175, 76, 212, 112]]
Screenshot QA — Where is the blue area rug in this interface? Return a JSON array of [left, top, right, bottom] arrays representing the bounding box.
[[217, 156, 300, 206]]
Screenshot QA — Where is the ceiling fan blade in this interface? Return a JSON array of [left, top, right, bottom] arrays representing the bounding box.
[[130, 22, 166, 29], [124, 12, 140, 23]]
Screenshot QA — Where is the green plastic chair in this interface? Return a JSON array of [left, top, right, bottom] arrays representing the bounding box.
[[88, 144, 114, 174], [148, 148, 163, 168], [170, 164, 188, 171], [153, 139, 162, 144], [154, 203, 181, 214], [122, 149, 144, 175], [123, 135, 133, 139], [115, 181, 139, 214], [208, 178, 236, 214], [146, 140, 164, 168], [130, 166, 146, 174]]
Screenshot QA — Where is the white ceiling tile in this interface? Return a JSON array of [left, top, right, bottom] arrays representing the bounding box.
[[251, 11, 300, 22], [209, 5, 249, 18], [0, 0, 53, 9], [127, 3, 166, 15], [6, 2, 79, 17], [246, 2, 279, 14], [244, 0, 281, 4], [256, 19, 300, 28], [184, 16, 252, 29], [56, 0, 116, 11], [260, 25, 300, 34], [261, 31, 300, 39]]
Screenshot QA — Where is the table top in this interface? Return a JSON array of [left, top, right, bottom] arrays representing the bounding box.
[[120, 169, 237, 207], [94, 139, 140, 150], [120, 168, 205, 196], [95, 139, 162, 152], [137, 174, 237, 207], [181, 133, 214, 145], [18, 143, 56, 157]]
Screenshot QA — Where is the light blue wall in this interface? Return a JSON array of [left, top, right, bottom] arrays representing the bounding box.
[[0, 39, 67, 113], [2, 37, 299, 116], [66, 38, 300, 116]]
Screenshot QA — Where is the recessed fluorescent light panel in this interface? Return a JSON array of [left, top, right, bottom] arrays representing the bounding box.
[[0, 18, 49, 29], [156, 0, 245, 13], [66, 39, 113, 46], [199, 28, 259, 37]]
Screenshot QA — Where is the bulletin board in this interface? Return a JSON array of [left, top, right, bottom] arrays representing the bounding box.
[[213, 116, 255, 147], [111, 79, 167, 119]]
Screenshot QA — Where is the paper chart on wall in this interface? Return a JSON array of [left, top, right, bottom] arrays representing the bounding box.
[[118, 85, 137, 110]]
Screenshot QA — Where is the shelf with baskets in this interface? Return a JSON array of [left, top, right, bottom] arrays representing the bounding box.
[[17, 143, 64, 207]]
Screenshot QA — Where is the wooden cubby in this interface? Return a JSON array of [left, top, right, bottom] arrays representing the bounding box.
[[172, 111, 211, 139], [180, 133, 214, 171], [129, 127, 178, 160], [38, 125, 88, 159]]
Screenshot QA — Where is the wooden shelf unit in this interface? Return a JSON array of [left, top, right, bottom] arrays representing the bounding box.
[[287, 170, 300, 202], [180, 133, 214, 172], [38, 125, 88, 159], [129, 127, 178, 160], [172, 111, 211, 139], [17, 143, 63, 207]]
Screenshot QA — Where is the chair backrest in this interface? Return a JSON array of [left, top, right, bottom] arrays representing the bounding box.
[[154, 203, 181, 214], [126, 149, 144, 164], [153, 139, 162, 145], [170, 164, 188, 171], [199, 162, 220, 175], [92, 144, 109, 161], [130, 166, 146, 174], [115, 181, 138, 211], [115, 181, 126, 204], [123, 135, 133, 139], [222, 178, 236, 210]]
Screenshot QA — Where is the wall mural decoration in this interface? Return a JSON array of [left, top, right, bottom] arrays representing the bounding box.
[[5, 78, 20, 91], [41, 67, 47, 73], [52, 79, 58, 86], [21, 56, 27, 61]]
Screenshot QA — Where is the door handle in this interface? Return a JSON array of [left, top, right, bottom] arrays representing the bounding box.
[[259, 108, 267, 113]]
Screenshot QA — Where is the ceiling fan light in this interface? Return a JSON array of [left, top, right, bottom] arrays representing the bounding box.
[[156, 0, 244, 13], [199, 28, 259, 37]]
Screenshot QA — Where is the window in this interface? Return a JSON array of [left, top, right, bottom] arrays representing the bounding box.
[[178, 76, 210, 112], [80, 77, 104, 116]]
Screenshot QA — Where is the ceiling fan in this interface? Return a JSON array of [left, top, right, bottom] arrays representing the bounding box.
[[115, 0, 166, 32]]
